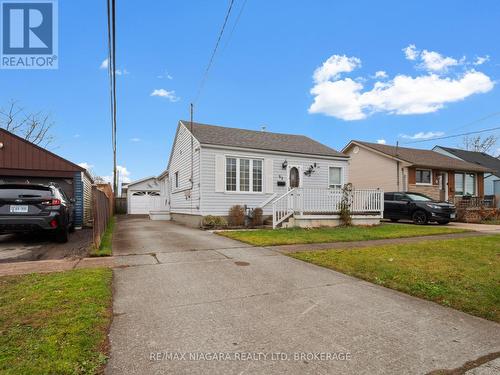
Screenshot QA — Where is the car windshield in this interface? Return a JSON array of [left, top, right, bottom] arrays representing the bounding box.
[[0, 185, 52, 199], [405, 193, 433, 202]]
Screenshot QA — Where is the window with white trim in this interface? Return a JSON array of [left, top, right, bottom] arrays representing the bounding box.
[[454, 172, 476, 196], [416, 169, 431, 184], [226, 157, 263, 192], [226, 158, 237, 191], [329, 167, 342, 188], [253, 160, 263, 192], [174, 171, 179, 189]]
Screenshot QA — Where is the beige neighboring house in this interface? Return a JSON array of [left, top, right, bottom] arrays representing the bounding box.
[[342, 141, 491, 201]]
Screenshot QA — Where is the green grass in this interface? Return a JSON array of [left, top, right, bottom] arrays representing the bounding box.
[[90, 216, 115, 257], [0, 268, 113, 375], [481, 219, 500, 225], [291, 235, 500, 322], [218, 223, 469, 246]]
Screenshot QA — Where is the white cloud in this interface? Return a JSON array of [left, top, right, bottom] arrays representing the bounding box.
[[100, 58, 130, 76], [474, 55, 490, 66], [400, 131, 445, 140], [403, 45, 463, 72], [115, 68, 130, 76], [117, 165, 131, 183], [78, 162, 93, 170], [377, 139, 386, 144], [130, 137, 141, 142], [308, 50, 494, 121], [403, 44, 419, 60], [313, 55, 361, 83], [374, 71, 387, 79], [100, 58, 108, 69], [150, 88, 180, 102], [419, 49, 459, 72], [101, 165, 131, 184], [157, 70, 173, 79]]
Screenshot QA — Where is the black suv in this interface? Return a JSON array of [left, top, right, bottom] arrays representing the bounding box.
[[0, 183, 75, 242], [384, 192, 456, 225]]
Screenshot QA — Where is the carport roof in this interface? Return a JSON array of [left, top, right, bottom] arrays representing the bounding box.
[[0, 128, 93, 180]]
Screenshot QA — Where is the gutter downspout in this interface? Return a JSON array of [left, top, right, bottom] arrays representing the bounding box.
[[397, 161, 400, 192]]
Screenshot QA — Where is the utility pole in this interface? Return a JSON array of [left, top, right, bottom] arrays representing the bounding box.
[[190, 103, 194, 213]]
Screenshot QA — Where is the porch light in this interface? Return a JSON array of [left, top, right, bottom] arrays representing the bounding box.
[[282, 160, 288, 169]]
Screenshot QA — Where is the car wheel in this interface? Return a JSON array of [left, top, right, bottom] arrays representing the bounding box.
[[390, 218, 399, 223], [412, 210, 428, 225], [437, 220, 449, 225], [56, 225, 69, 243]]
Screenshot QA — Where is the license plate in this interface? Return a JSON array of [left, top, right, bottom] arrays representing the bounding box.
[[10, 205, 28, 213], [450, 213, 456, 219]]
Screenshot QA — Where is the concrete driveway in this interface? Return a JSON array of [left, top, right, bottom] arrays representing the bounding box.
[[106, 216, 500, 375]]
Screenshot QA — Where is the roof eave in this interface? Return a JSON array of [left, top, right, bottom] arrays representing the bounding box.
[[199, 142, 349, 159]]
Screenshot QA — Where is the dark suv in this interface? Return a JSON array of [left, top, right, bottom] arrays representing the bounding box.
[[0, 183, 75, 242], [384, 192, 456, 225]]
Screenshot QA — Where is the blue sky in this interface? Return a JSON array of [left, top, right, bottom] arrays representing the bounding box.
[[1, 0, 499, 183]]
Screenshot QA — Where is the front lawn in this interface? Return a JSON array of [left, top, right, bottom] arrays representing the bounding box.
[[0, 268, 113, 374], [90, 216, 115, 257], [291, 235, 500, 322], [218, 223, 469, 246]]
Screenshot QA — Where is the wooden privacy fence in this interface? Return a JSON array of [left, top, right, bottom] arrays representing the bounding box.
[[92, 186, 112, 249], [114, 197, 127, 214]]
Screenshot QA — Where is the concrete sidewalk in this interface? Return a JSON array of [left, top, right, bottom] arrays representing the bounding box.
[[269, 230, 495, 253], [0, 254, 158, 277]]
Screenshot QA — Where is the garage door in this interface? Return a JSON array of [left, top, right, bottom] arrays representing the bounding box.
[[129, 191, 162, 214]]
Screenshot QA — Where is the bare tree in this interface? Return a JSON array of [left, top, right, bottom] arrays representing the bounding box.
[[0, 100, 55, 147], [461, 134, 498, 154]]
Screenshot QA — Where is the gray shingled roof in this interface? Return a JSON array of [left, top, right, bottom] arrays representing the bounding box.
[[179, 121, 347, 158], [436, 146, 500, 176], [354, 141, 491, 172]]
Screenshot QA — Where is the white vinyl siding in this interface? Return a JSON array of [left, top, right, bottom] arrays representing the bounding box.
[[168, 124, 201, 214], [201, 146, 348, 216]]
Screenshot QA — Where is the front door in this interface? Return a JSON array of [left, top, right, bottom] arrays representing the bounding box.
[[438, 172, 447, 201], [289, 167, 300, 188]]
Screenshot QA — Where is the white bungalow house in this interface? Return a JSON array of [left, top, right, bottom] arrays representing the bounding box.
[[157, 121, 383, 228]]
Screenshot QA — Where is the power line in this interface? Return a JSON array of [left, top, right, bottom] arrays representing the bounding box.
[[193, 0, 235, 104], [221, 0, 248, 54], [449, 111, 500, 133], [402, 126, 500, 145]]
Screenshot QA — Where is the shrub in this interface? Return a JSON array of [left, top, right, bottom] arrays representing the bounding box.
[[339, 183, 353, 227], [228, 205, 246, 227], [202, 215, 228, 228], [251, 207, 263, 227]]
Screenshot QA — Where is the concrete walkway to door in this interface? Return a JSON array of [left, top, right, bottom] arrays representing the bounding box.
[[105, 216, 500, 375]]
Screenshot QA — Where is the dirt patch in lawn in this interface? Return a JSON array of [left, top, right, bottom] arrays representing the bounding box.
[[0, 228, 92, 263]]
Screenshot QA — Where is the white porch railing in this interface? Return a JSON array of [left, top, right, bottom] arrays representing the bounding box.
[[272, 187, 383, 228]]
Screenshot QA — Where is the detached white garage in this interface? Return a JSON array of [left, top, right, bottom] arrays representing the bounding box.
[[127, 176, 162, 214]]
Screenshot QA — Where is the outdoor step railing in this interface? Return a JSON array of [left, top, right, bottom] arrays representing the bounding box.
[[272, 187, 383, 228]]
